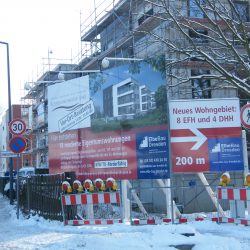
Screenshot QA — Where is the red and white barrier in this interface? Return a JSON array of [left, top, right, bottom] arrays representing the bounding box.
[[132, 218, 188, 225], [212, 217, 250, 226], [65, 219, 123, 226], [216, 187, 250, 226], [132, 217, 238, 225], [217, 187, 250, 201], [61, 192, 122, 226], [62, 192, 120, 206]]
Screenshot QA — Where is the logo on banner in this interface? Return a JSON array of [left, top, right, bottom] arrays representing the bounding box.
[[139, 136, 148, 148], [210, 142, 241, 154], [211, 143, 221, 153], [58, 100, 95, 133]]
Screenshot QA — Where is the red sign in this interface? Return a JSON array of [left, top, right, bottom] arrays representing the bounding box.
[[9, 136, 27, 154], [169, 99, 243, 173], [9, 119, 26, 135], [49, 125, 168, 180], [240, 103, 250, 129]]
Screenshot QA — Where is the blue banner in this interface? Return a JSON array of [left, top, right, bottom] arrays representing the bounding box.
[[136, 130, 169, 179], [208, 137, 243, 171]]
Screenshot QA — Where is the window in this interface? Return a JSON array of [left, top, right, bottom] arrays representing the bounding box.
[[118, 105, 135, 115], [189, 29, 208, 43], [26, 139, 30, 151], [188, 0, 205, 18], [233, 1, 249, 22], [142, 103, 148, 110], [191, 69, 211, 99], [142, 96, 148, 102], [118, 94, 134, 105], [138, 8, 154, 25]]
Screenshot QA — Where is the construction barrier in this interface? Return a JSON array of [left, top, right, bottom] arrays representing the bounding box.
[[216, 186, 250, 226], [61, 192, 122, 225], [132, 218, 188, 225], [131, 217, 222, 225]]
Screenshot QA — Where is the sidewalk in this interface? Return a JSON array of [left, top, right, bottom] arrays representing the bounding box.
[[0, 195, 12, 223]]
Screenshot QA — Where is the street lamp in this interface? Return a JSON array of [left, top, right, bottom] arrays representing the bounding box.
[[0, 41, 13, 204], [101, 57, 143, 69]]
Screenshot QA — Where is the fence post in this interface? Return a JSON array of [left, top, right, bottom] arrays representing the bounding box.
[[27, 178, 30, 213], [60, 193, 66, 224], [121, 180, 130, 222]]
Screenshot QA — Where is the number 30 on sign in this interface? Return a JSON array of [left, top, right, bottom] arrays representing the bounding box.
[[9, 119, 26, 135]]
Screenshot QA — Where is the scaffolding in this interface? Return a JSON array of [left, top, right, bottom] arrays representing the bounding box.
[[77, 0, 163, 70]]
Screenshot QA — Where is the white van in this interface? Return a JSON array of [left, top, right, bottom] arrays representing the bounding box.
[[18, 167, 35, 177]]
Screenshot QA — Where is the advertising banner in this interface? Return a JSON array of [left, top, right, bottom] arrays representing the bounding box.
[[169, 98, 243, 173], [48, 61, 170, 180]]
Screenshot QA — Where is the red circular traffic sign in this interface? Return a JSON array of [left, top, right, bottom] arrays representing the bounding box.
[[9, 119, 26, 135], [240, 104, 250, 129], [9, 136, 27, 153]]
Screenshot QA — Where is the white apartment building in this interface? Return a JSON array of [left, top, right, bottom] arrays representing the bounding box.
[[103, 77, 156, 119]]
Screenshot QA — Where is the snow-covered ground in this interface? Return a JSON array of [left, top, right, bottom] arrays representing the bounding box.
[[0, 195, 250, 250]]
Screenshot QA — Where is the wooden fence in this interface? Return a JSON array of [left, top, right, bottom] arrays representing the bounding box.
[[0, 174, 66, 221]]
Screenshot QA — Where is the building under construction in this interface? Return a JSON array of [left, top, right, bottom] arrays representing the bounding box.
[[6, 0, 249, 215]]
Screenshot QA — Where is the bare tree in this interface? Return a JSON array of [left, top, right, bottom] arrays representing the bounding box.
[[141, 0, 250, 96]]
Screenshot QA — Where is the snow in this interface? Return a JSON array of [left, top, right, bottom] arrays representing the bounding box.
[[0, 195, 250, 249]]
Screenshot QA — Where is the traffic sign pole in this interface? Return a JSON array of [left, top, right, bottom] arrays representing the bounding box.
[[8, 119, 27, 217], [16, 155, 20, 219]]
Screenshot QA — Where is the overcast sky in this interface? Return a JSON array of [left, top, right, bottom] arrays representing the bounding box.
[[0, 0, 103, 115]]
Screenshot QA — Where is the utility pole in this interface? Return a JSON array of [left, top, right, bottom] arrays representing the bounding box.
[[0, 41, 13, 204]]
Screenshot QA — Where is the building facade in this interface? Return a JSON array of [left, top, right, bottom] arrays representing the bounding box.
[[22, 64, 81, 170]]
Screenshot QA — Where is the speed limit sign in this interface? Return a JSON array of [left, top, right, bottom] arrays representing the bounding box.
[[9, 119, 26, 135]]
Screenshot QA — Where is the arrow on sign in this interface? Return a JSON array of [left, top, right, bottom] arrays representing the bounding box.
[[171, 128, 207, 150]]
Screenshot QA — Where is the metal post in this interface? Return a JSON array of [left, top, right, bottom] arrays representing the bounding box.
[[217, 187, 220, 224], [242, 130, 249, 178], [16, 155, 20, 219], [166, 89, 175, 223], [0, 41, 13, 204], [60, 193, 66, 225], [121, 180, 130, 222]]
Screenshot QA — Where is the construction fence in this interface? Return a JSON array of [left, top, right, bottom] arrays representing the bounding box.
[[0, 171, 246, 224], [0, 174, 65, 221]]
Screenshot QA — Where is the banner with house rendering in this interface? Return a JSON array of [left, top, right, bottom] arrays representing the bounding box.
[[48, 62, 170, 180]]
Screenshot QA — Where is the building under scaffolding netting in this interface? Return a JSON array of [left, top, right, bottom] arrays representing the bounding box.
[[77, 0, 242, 98]]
